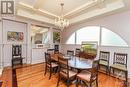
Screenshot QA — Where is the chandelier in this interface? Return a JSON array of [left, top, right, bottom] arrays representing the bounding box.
[[55, 3, 69, 30]]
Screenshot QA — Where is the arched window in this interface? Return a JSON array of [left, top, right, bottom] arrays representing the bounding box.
[[66, 26, 128, 47], [101, 27, 128, 46], [66, 33, 76, 44], [76, 26, 100, 44]]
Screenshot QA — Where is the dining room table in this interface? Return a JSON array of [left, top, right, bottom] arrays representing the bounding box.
[[51, 53, 94, 70], [51, 53, 96, 86]]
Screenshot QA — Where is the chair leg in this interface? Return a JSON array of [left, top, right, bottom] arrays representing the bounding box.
[[49, 68, 52, 79], [90, 82, 92, 87], [57, 74, 60, 87], [96, 79, 98, 87], [125, 71, 128, 87], [109, 67, 111, 76], [106, 66, 109, 74], [44, 65, 47, 76], [55, 67, 58, 73], [67, 79, 70, 87], [98, 65, 100, 71], [76, 78, 79, 87], [113, 68, 114, 75], [106, 66, 108, 74]]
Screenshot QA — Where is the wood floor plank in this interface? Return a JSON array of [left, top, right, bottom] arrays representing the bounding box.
[[0, 63, 130, 87]]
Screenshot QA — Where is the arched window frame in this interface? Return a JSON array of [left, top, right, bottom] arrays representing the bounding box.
[[66, 26, 128, 47]]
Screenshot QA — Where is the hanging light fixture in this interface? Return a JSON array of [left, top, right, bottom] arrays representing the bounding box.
[[55, 3, 69, 30]]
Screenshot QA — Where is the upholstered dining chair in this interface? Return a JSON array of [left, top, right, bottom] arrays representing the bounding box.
[[76, 60, 99, 87], [44, 52, 58, 79], [99, 51, 110, 74], [67, 50, 74, 56], [57, 56, 77, 87], [110, 52, 128, 87], [75, 48, 81, 57]]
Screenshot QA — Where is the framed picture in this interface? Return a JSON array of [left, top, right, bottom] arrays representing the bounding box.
[[81, 41, 98, 55], [7, 31, 24, 41], [53, 31, 60, 43]]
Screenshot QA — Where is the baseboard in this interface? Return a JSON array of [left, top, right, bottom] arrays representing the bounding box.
[[99, 70, 130, 83]]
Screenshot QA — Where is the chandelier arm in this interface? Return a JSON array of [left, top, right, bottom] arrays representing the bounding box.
[[54, 3, 69, 29]]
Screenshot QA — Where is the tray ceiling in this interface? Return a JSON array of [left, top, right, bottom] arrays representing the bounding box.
[[16, 0, 130, 25]]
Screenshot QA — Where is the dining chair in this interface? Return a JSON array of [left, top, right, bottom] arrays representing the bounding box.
[[75, 48, 81, 57], [44, 52, 58, 79], [67, 50, 74, 56], [12, 45, 23, 68], [76, 60, 99, 87], [57, 56, 77, 87], [99, 51, 110, 74], [47, 49, 55, 55], [110, 52, 128, 87]]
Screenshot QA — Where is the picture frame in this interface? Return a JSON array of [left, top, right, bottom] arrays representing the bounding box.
[[53, 31, 60, 44], [81, 41, 98, 55], [7, 31, 24, 41]]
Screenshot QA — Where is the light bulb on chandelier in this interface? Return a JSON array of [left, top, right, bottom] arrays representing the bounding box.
[[55, 3, 69, 30]]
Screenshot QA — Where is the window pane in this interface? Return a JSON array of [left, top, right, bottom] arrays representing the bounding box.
[[76, 26, 100, 44], [66, 33, 75, 44], [101, 28, 128, 46]]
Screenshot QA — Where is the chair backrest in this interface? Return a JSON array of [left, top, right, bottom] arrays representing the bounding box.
[[92, 60, 99, 68], [90, 60, 99, 81], [58, 56, 69, 78], [67, 50, 74, 56], [99, 51, 110, 62], [113, 52, 127, 67], [54, 45, 59, 53], [47, 49, 54, 55], [75, 48, 81, 57], [44, 52, 51, 65], [12, 45, 22, 58]]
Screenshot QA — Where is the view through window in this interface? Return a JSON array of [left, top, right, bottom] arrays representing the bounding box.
[[66, 26, 128, 47]]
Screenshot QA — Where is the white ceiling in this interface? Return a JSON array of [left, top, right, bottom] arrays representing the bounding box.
[[16, 0, 130, 26], [19, 0, 91, 16]]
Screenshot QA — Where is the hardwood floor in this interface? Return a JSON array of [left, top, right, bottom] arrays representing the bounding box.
[[0, 63, 129, 87], [0, 68, 12, 87]]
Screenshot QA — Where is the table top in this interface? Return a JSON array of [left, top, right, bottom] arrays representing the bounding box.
[[51, 54, 93, 69]]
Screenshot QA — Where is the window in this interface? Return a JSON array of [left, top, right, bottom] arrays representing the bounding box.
[[76, 26, 100, 44], [101, 28, 128, 46], [66, 26, 128, 47], [66, 33, 75, 44]]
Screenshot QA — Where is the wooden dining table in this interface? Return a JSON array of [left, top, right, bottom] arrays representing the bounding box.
[[51, 53, 93, 70]]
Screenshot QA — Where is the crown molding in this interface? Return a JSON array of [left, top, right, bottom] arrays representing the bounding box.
[[18, 2, 58, 18]]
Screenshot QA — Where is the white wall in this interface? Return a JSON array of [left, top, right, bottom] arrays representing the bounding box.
[[31, 48, 46, 64], [62, 10, 130, 45], [0, 16, 59, 68], [0, 21, 2, 68], [2, 19, 27, 67], [61, 10, 130, 77]]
